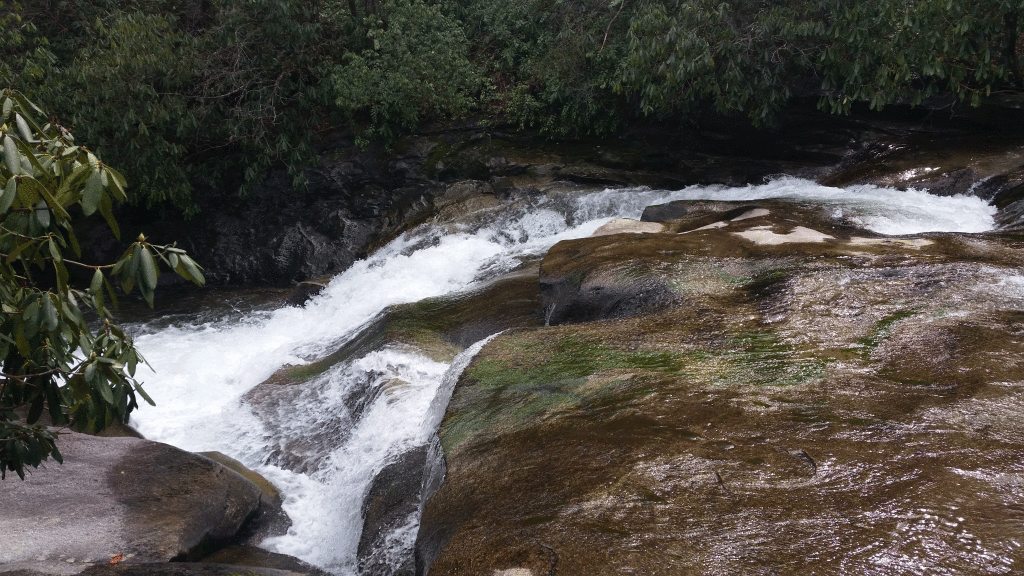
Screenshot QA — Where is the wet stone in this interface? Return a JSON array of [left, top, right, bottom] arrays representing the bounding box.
[[417, 199, 1024, 575]]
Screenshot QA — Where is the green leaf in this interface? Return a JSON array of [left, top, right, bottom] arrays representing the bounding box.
[[14, 139, 45, 175], [16, 174, 40, 207], [126, 244, 142, 280], [96, 379, 114, 405], [46, 380, 67, 426], [81, 171, 102, 216], [15, 323, 29, 356], [177, 255, 205, 286], [42, 294, 58, 333], [135, 383, 155, 406], [3, 135, 21, 176], [14, 114, 33, 143], [105, 167, 127, 202], [11, 92, 43, 117], [47, 239, 62, 263], [36, 181, 71, 223], [34, 199, 50, 228], [98, 194, 120, 239], [1, 97, 12, 119], [90, 269, 104, 297], [103, 276, 120, 310], [0, 177, 16, 213], [54, 165, 90, 206], [23, 298, 40, 339], [139, 247, 158, 291], [62, 224, 80, 260], [78, 333, 93, 357], [27, 394, 45, 425]]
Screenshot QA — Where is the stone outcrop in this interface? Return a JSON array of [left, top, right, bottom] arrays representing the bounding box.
[[0, 433, 262, 575], [417, 200, 1024, 575]]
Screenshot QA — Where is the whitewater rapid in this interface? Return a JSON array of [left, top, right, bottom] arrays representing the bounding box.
[[127, 178, 997, 574]]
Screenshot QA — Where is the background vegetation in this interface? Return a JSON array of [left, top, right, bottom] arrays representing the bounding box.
[[1, 0, 1022, 213]]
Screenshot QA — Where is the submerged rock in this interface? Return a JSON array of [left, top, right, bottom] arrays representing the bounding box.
[[0, 434, 262, 575], [418, 201, 1024, 575], [285, 281, 328, 307]]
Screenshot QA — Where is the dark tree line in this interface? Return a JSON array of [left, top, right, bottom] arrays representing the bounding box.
[[1, 0, 1022, 213]]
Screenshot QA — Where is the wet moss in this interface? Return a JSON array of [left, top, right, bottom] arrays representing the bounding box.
[[441, 333, 704, 452], [854, 309, 919, 359], [713, 331, 829, 387], [442, 323, 832, 453]]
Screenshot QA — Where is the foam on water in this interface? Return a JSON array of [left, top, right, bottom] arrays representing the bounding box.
[[128, 179, 997, 574]]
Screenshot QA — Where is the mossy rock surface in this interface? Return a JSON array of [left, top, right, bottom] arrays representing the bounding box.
[[419, 201, 1024, 575]]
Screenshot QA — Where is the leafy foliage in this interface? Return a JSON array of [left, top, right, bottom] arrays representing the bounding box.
[[457, 0, 632, 135], [623, 0, 1024, 124], [624, 1, 800, 125], [333, 0, 480, 146], [813, 0, 1024, 113], [0, 89, 204, 479], [46, 10, 197, 210], [2, 0, 1022, 214]]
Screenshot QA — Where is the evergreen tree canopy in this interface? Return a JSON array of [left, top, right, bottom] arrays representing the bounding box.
[[3, 0, 1020, 214]]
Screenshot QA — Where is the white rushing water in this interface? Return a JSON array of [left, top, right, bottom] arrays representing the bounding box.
[[128, 178, 997, 574]]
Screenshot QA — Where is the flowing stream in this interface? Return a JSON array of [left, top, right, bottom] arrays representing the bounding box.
[[127, 177, 997, 575]]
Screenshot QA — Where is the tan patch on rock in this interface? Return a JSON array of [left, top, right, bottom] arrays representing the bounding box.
[[592, 218, 667, 236], [846, 236, 933, 249], [731, 207, 770, 221], [733, 225, 834, 245]]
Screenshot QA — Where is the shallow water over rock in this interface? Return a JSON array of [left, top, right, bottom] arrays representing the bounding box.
[[419, 202, 1024, 575]]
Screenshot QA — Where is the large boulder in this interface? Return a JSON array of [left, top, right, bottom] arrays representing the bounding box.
[[417, 201, 1024, 575], [0, 433, 262, 575]]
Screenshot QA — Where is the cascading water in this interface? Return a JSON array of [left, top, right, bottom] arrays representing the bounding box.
[[127, 178, 998, 575]]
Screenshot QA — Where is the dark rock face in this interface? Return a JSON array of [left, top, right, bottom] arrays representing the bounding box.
[[0, 433, 261, 575], [285, 281, 328, 307], [418, 202, 1024, 575], [357, 446, 430, 576], [539, 241, 681, 326], [197, 451, 291, 547], [114, 103, 1024, 287], [640, 200, 688, 222], [197, 547, 329, 576], [817, 126, 1024, 210]]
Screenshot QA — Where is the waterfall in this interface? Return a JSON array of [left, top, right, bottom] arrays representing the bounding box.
[[126, 178, 996, 575]]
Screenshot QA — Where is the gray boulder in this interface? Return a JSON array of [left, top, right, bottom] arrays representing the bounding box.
[[0, 433, 261, 575]]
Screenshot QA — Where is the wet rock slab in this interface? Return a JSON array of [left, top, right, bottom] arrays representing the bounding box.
[[0, 433, 261, 575], [418, 202, 1024, 575]]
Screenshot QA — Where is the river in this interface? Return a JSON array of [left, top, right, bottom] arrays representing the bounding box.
[[126, 177, 997, 575]]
